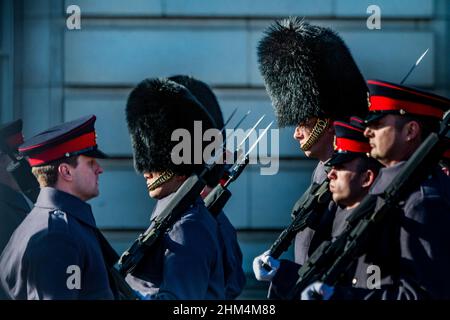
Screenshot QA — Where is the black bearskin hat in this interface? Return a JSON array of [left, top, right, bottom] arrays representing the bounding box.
[[168, 75, 226, 187], [258, 17, 369, 127], [126, 78, 216, 176], [168, 75, 224, 129]]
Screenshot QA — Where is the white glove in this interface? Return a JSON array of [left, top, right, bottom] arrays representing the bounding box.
[[134, 290, 152, 300], [252, 251, 280, 282], [301, 281, 334, 300]]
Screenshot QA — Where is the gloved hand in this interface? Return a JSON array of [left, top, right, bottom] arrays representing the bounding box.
[[134, 290, 152, 300], [252, 251, 280, 282], [301, 281, 334, 300]]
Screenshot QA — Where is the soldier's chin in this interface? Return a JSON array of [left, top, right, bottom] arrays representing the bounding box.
[[370, 149, 381, 161], [332, 194, 340, 204], [303, 149, 313, 158], [148, 188, 163, 199]]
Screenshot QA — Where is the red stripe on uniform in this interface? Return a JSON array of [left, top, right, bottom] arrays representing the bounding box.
[[369, 96, 444, 119], [335, 137, 371, 153], [26, 132, 96, 166]]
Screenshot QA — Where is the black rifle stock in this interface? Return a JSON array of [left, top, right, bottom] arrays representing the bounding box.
[[263, 178, 331, 268], [204, 116, 270, 216], [204, 155, 249, 216], [289, 113, 450, 299], [119, 171, 208, 276]]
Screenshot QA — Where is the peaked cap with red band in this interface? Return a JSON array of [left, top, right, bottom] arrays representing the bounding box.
[[0, 119, 24, 153], [366, 79, 450, 124], [328, 117, 371, 166], [19, 115, 107, 167]]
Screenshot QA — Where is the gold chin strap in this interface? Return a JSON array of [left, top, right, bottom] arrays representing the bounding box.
[[301, 118, 330, 151], [147, 169, 175, 192]]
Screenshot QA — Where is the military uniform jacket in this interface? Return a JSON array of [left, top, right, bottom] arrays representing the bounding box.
[[268, 161, 337, 299], [333, 162, 450, 299], [0, 183, 30, 255], [126, 194, 225, 299], [216, 211, 246, 299], [0, 187, 115, 300], [0, 183, 31, 299]]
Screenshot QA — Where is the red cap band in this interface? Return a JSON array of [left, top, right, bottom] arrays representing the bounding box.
[[335, 137, 371, 153], [369, 96, 444, 119], [26, 132, 97, 166]]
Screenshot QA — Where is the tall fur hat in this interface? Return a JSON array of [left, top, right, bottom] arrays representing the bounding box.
[[168, 75, 224, 129], [258, 17, 369, 127], [126, 78, 216, 176], [168, 75, 226, 187]]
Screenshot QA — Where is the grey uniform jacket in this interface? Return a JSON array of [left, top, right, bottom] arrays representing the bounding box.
[[0, 183, 30, 255], [0, 183, 31, 299], [0, 187, 115, 300], [126, 194, 225, 299], [333, 162, 450, 299]]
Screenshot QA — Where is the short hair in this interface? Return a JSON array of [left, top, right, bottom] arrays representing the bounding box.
[[355, 156, 383, 177], [31, 156, 79, 187], [394, 115, 440, 142]]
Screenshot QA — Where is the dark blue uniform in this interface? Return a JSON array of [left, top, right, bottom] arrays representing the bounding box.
[[332, 162, 450, 299], [126, 194, 225, 299], [0, 187, 115, 300], [216, 211, 246, 299]]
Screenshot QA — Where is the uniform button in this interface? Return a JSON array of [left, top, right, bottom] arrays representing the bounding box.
[[53, 210, 64, 216], [352, 278, 358, 286]]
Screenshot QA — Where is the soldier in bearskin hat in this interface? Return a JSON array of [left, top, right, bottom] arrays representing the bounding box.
[[168, 75, 246, 299], [252, 17, 369, 298], [124, 78, 225, 299]]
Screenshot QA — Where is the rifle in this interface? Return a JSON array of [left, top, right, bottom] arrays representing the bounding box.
[[0, 139, 39, 203], [204, 115, 266, 216], [289, 112, 450, 299], [264, 178, 332, 264]]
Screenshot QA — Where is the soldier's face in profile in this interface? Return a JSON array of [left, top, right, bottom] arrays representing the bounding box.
[[143, 171, 186, 199], [327, 158, 369, 209], [364, 115, 404, 166], [293, 117, 334, 160], [70, 155, 103, 201]]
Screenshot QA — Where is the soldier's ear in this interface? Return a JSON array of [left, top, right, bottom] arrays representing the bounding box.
[[404, 120, 421, 143], [58, 163, 73, 182], [361, 169, 376, 189]]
